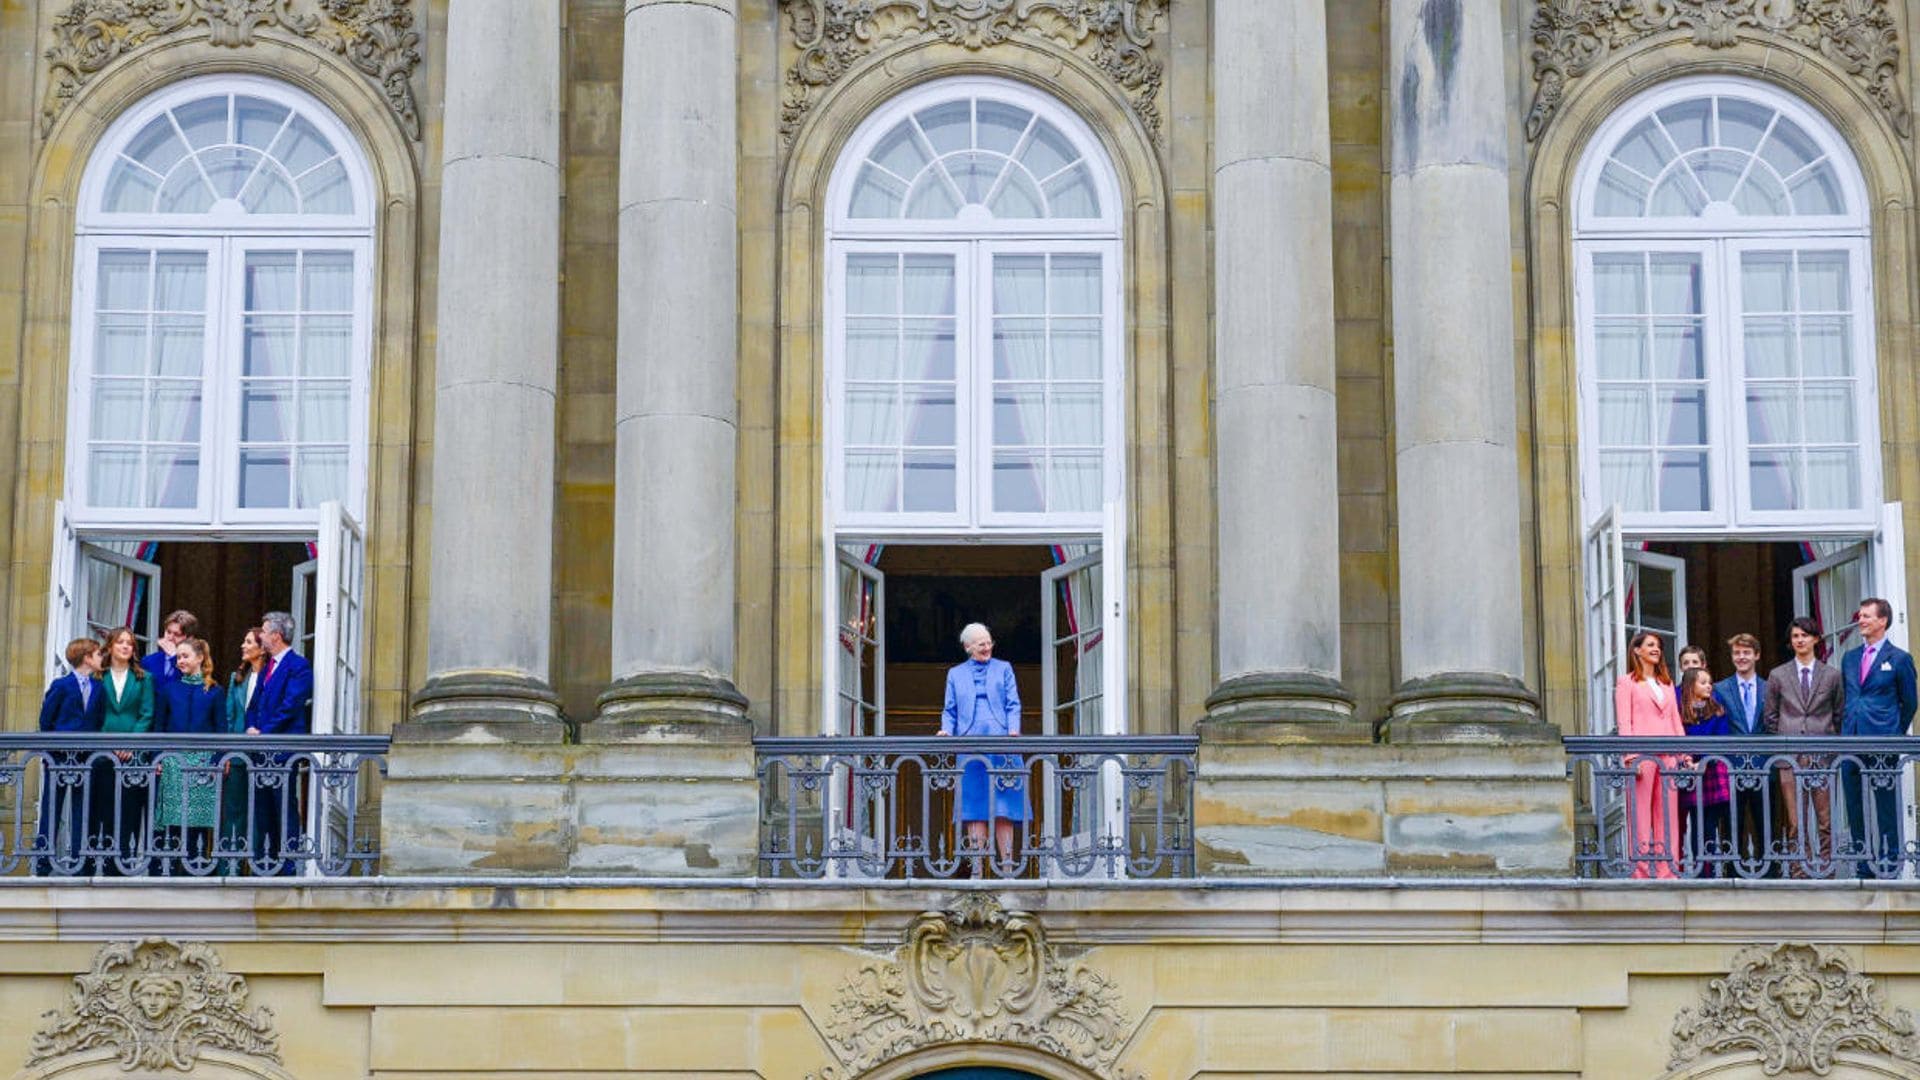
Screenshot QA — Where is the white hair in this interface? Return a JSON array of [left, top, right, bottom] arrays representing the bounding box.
[[959, 622, 991, 648]]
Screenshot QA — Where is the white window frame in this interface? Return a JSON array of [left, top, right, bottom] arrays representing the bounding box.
[[65, 74, 374, 532], [1573, 77, 1879, 537]]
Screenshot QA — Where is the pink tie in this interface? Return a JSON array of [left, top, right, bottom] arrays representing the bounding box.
[[261, 655, 277, 688], [1862, 644, 1876, 683]]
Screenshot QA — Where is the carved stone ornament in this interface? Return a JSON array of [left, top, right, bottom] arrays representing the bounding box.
[[1526, 0, 1912, 142], [779, 0, 1166, 146], [807, 894, 1140, 1080], [22, 938, 283, 1074], [1670, 943, 1920, 1076], [40, 0, 422, 140]]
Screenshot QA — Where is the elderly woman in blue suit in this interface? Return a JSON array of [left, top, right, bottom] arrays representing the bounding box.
[[939, 622, 1025, 864]]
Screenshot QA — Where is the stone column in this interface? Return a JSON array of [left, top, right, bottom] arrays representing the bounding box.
[[1203, 0, 1357, 738], [1386, 0, 1542, 740], [408, 0, 563, 737], [597, 0, 748, 729]]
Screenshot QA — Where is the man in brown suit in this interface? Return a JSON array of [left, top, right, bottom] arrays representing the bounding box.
[[1763, 617, 1845, 877]]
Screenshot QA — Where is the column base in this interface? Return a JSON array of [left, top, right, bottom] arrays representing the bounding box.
[[591, 670, 750, 739], [1193, 732, 1573, 877], [1201, 672, 1370, 744], [404, 672, 566, 743], [1383, 673, 1555, 745]]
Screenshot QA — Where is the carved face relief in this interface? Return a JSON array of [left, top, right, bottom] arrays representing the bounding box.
[[1775, 972, 1819, 1020], [1671, 943, 1920, 1075], [130, 975, 183, 1023]]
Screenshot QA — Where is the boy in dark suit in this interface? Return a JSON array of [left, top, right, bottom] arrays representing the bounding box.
[[1840, 597, 1918, 878], [1712, 633, 1771, 872], [36, 638, 105, 874]]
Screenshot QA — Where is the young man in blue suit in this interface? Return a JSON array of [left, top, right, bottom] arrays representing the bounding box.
[[244, 611, 313, 875], [1712, 633, 1773, 873], [37, 638, 105, 874], [1839, 597, 1918, 878]]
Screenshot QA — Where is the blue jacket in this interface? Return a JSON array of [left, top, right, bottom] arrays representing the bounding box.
[[1712, 674, 1767, 736], [941, 658, 1021, 737], [141, 649, 179, 687], [38, 673, 105, 733], [244, 650, 313, 735], [155, 678, 223, 735], [1841, 638, 1919, 737]]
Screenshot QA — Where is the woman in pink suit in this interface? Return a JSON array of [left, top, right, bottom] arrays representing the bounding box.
[[1616, 631, 1688, 878]]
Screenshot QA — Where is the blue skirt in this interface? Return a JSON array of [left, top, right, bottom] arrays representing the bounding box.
[[958, 753, 1027, 822]]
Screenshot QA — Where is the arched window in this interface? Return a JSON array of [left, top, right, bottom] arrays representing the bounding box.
[[822, 79, 1126, 745], [1574, 77, 1877, 531], [827, 78, 1122, 531], [69, 74, 373, 526]]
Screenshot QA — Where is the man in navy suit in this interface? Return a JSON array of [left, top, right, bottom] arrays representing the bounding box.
[[1712, 632, 1773, 872], [244, 611, 312, 875], [37, 638, 105, 874], [1839, 597, 1918, 878]]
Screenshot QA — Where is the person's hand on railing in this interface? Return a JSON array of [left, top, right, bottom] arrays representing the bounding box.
[[115, 749, 131, 763]]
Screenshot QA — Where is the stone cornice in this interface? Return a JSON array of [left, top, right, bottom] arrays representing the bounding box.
[[1526, 0, 1912, 142], [8, 882, 1920, 946], [40, 0, 423, 140], [777, 0, 1167, 148]]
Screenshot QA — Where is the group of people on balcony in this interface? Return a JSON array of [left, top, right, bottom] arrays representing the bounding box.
[[1616, 598, 1919, 880], [34, 609, 313, 875]]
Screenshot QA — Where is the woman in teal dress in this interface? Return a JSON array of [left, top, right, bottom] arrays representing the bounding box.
[[96, 627, 154, 869], [938, 622, 1025, 867], [153, 638, 222, 873], [222, 629, 265, 863]]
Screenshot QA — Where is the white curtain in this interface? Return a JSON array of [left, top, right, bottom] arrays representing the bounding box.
[[82, 543, 145, 636]]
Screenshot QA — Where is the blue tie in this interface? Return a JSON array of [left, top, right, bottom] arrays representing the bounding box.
[[1742, 681, 1753, 726]]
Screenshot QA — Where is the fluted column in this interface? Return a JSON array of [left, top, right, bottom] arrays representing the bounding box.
[[597, 0, 747, 727], [1387, 0, 1541, 740], [1203, 0, 1356, 736], [410, 0, 563, 735]]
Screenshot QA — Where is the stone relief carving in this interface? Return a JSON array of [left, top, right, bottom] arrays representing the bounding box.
[[1670, 943, 1920, 1076], [22, 938, 284, 1075], [779, 0, 1166, 146], [807, 894, 1140, 1080], [40, 0, 422, 140], [1527, 0, 1912, 142]]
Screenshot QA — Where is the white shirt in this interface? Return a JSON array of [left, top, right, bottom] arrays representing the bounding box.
[[109, 668, 127, 696]]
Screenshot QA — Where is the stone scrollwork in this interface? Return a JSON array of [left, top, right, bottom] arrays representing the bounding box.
[[1526, 0, 1912, 142], [1670, 943, 1920, 1076], [22, 938, 284, 1075], [40, 0, 423, 140], [779, 0, 1166, 146], [807, 894, 1141, 1080]]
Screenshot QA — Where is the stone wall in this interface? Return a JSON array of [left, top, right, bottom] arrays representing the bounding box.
[[4, 885, 1920, 1077]]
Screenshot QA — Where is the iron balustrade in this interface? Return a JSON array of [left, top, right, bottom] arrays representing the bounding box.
[[756, 735, 1197, 880], [0, 733, 388, 878], [1566, 735, 1920, 880]]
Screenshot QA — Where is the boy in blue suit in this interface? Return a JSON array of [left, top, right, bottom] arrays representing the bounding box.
[[36, 638, 105, 874], [1712, 633, 1773, 873], [1839, 598, 1918, 878], [245, 611, 312, 875]]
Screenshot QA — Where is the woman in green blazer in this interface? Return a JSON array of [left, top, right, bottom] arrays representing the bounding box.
[[221, 628, 266, 867], [98, 627, 154, 870]]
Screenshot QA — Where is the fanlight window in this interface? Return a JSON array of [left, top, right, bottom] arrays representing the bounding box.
[[101, 92, 356, 217], [1590, 92, 1847, 219], [846, 96, 1102, 221]]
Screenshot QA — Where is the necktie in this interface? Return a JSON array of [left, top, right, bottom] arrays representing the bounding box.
[[1802, 666, 1812, 699], [1742, 681, 1754, 723], [260, 655, 277, 689], [1862, 644, 1876, 682], [78, 675, 89, 710]]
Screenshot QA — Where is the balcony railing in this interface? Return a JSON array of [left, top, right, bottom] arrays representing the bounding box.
[[1565, 735, 1918, 880], [0, 734, 388, 877], [755, 735, 1198, 880]]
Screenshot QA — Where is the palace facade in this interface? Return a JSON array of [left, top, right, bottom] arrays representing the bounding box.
[[2, 0, 1920, 1077]]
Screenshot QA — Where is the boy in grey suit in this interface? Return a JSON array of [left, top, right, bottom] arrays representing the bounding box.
[[1763, 617, 1844, 877]]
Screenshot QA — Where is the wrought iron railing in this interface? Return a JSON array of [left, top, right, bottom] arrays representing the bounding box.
[[1566, 735, 1918, 880], [0, 734, 389, 877], [756, 736, 1197, 880]]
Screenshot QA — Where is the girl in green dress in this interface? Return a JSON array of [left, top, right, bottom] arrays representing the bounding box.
[[153, 638, 222, 874]]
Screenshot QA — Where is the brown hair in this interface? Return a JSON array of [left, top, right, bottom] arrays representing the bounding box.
[[232, 627, 262, 683], [1627, 630, 1673, 685], [174, 637, 210, 675], [1682, 667, 1725, 718], [64, 638, 102, 669], [1726, 632, 1761, 653], [102, 627, 149, 678], [162, 609, 199, 637]]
